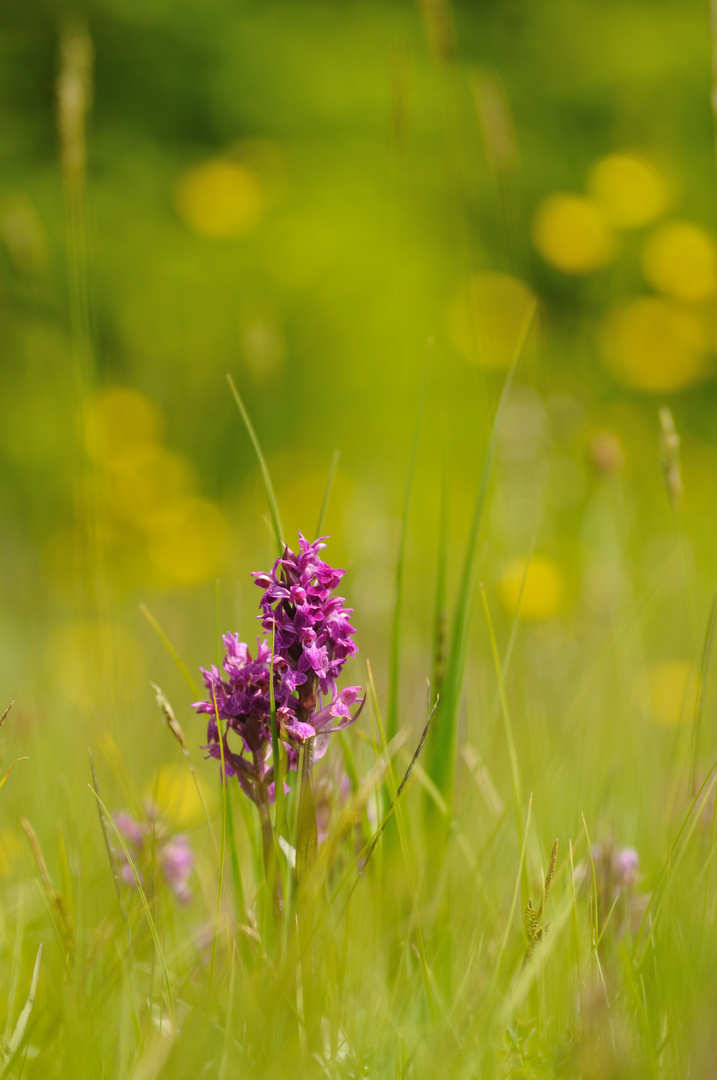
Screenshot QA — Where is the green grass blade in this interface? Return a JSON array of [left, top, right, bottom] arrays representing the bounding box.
[[366, 661, 437, 1021], [499, 893, 573, 1026], [1, 943, 42, 1074], [316, 448, 340, 538], [387, 356, 429, 741], [268, 620, 285, 837], [295, 739, 317, 887], [691, 587, 717, 794], [224, 783, 245, 924], [479, 584, 523, 850], [432, 449, 449, 699], [426, 300, 537, 804], [0, 757, 28, 792], [491, 792, 532, 983], [582, 814, 601, 958], [215, 577, 222, 666], [635, 760, 717, 959], [89, 749, 130, 928], [480, 544, 533, 754], [209, 689, 231, 986], [88, 787, 176, 1024], [226, 373, 284, 553], [295, 737, 318, 1038], [21, 818, 75, 962], [352, 695, 439, 882], [140, 604, 200, 697], [3, 884, 25, 1046]]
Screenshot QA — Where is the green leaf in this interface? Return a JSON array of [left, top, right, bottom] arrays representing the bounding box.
[[1, 943, 42, 1073]]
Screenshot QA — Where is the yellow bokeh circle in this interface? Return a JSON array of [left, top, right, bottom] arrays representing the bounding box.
[[600, 297, 709, 392], [531, 194, 615, 274], [147, 764, 216, 827], [86, 387, 164, 464], [105, 444, 195, 525], [146, 496, 230, 585], [498, 556, 565, 620], [637, 660, 699, 727], [642, 222, 717, 302], [588, 154, 669, 230], [174, 158, 266, 239], [45, 620, 145, 710], [447, 271, 536, 367]]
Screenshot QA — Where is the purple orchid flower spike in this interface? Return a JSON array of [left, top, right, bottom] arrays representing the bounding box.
[[252, 533, 363, 744], [193, 635, 291, 804], [193, 532, 363, 802]]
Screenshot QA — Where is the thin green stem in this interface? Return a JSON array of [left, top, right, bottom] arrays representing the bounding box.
[[480, 584, 523, 849], [387, 352, 429, 741], [316, 449, 340, 538], [226, 374, 284, 553]]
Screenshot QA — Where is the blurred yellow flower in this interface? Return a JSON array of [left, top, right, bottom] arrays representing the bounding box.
[[531, 194, 615, 274], [86, 387, 164, 464], [447, 271, 536, 367], [105, 444, 195, 525], [146, 496, 230, 585], [638, 660, 699, 727], [173, 158, 266, 239], [147, 764, 216, 826], [600, 296, 709, 391], [498, 556, 565, 619], [45, 620, 145, 710], [642, 222, 717, 302], [588, 153, 669, 229]]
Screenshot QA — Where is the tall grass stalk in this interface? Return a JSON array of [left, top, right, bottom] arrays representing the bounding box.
[[480, 584, 522, 822], [387, 356, 429, 742], [432, 450, 449, 699], [426, 301, 536, 806], [690, 589, 717, 795], [208, 690, 231, 989], [139, 604, 200, 697], [88, 789, 176, 1025], [226, 374, 284, 553], [316, 449, 340, 538], [366, 661, 437, 1022]]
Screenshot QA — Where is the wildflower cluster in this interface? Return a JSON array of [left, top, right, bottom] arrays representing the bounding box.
[[577, 839, 647, 937], [115, 806, 194, 905], [193, 534, 362, 805]]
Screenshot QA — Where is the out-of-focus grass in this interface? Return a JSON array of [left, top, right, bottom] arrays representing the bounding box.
[[2, 0, 717, 1075]]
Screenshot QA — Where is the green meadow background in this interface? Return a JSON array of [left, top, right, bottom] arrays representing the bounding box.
[[2, 0, 717, 1074]]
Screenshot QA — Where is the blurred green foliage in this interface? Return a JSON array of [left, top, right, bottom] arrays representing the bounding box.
[[2, 0, 717, 1073], [0, 0, 715, 864], [1, 0, 716, 849]]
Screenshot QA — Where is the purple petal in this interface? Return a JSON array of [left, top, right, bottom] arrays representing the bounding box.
[[282, 717, 317, 742], [116, 812, 145, 850]]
